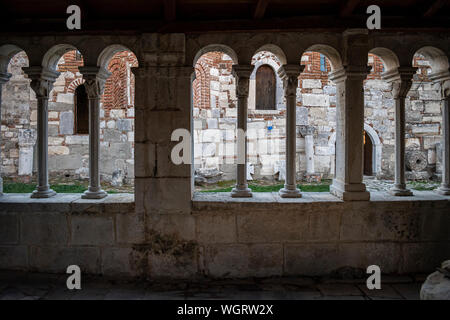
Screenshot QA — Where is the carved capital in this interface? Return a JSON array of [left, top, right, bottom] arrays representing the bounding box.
[[329, 65, 370, 83], [278, 64, 304, 97], [23, 66, 59, 99], [80, 66, 111, 99], [383, 67, 417, 99], [298, 125, 316, 137], [232, 65, 254, 98]]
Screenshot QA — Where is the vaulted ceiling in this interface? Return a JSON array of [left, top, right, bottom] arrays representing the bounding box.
[[1, 0, 449, 33]]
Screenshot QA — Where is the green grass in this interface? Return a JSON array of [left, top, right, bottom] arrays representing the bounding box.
[[202, 183, 330, 193], [3, 183, 121, 194]]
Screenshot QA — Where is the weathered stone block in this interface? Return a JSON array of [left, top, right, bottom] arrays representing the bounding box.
[[59, 111, 74, 135], [285, 244, 339, 276], [30, 246, 100, 274], [21, 213, 69, 245], [0, 246, 28, 270], [149, 214, 196, 240], [116, 213, 146, 244], [0, 213, 18, 244], [71, 216, 114, 245], [237, 211, 308, 243], [102, 247, 143, 277], [196, 213, 236, 243], [205, 244, 283, 278], [338, 242, 401, 274]]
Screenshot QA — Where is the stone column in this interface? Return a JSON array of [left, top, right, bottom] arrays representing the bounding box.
[[23, 67, 59, 198], [329, 66, 371, 201], [278, 64, 304, 197], [299, 125, 316, 175], [0, 72, 11, 195], [437, 80, 450, 195], [384, 67, 416, 196], [80, 66, 111, 199], [231, 65, 254, 198]]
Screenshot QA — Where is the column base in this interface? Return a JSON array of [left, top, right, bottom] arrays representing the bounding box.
[[31, 187, 57, 198], [82, 189, 108, 199], [436, 185, 450, 196], [330, 179, 370, 201], [389, 186, 413, 196], [231, 186, 252, 198], [279, 186, 302, 198]]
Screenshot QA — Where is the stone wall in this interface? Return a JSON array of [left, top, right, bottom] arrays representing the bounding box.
[[1, 50, 137, 186], [192, 51, 443, 183], [0, 192, 448, 278]]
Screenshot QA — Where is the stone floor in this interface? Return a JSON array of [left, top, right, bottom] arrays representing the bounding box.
[[0, 271, 424, 300]]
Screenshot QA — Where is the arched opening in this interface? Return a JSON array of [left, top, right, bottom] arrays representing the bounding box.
[[100, 49, 138, 190], [74, 84, 89, 134], [1, 50, 34, 190], [298, 50, 336, 185], [192, 50, 237, 191], [255, 65, 276, 110], [363, 130, 374, 176]]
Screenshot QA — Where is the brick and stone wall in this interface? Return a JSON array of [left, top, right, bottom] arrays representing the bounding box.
[[1, 50, 137, 186], [0, 50, 443, 185], [192, 51, 443, 183]]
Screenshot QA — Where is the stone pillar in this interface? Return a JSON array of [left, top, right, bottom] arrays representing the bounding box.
[[0, 72, 11, 195], [299, 125, 316, 175], [329, 66, 371, 201], [384, 67, 416, 196], [18, 129, 37, 176], [231, 65, 254, 198], [80, 66, 111, 199], [23, 67, 59, 198], [278, 65, 303, 198], [437, 80, 450, 195]]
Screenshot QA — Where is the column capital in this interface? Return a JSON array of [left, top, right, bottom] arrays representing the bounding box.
[[278, 65, 304, 98], [23, 66, 60, 98], [429, 69, 450, 99], [329, 65, 370, 83], [0, 72, 11, 85], [79, 66, 111, 99], [232, 64, 255, 98], [382, 67, 417, 99]]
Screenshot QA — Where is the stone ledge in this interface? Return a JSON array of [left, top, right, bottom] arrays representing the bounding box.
[[192, 191, 450, 210], [0, 193, 135, 212]]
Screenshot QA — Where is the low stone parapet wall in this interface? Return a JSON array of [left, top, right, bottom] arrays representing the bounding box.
[[0, 192, 449, 279]]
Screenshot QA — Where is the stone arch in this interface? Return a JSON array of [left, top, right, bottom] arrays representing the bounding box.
[[328, 124, 382, 176], [0, 44, 26, 74], [253, 44, 287, 65], [413, 46, 449, 76], [42, 44, 80, 72], [369, 47, 400, 73], [364, 123, 382, 175], [67, 78, 85, 94], [97, 44, 139, 70], [193, 44, 238, 67], [302, 44, 343, 71], [249, 52, 284, 110]]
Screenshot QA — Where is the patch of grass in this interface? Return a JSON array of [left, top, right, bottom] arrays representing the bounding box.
[[3, 183, 36, 193], [408, 181, 438, 191], [3, 182, 123, 194]]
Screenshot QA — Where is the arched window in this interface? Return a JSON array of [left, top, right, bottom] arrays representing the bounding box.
[[74, 84, 89, 134], [256, 64, 276, 110]]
